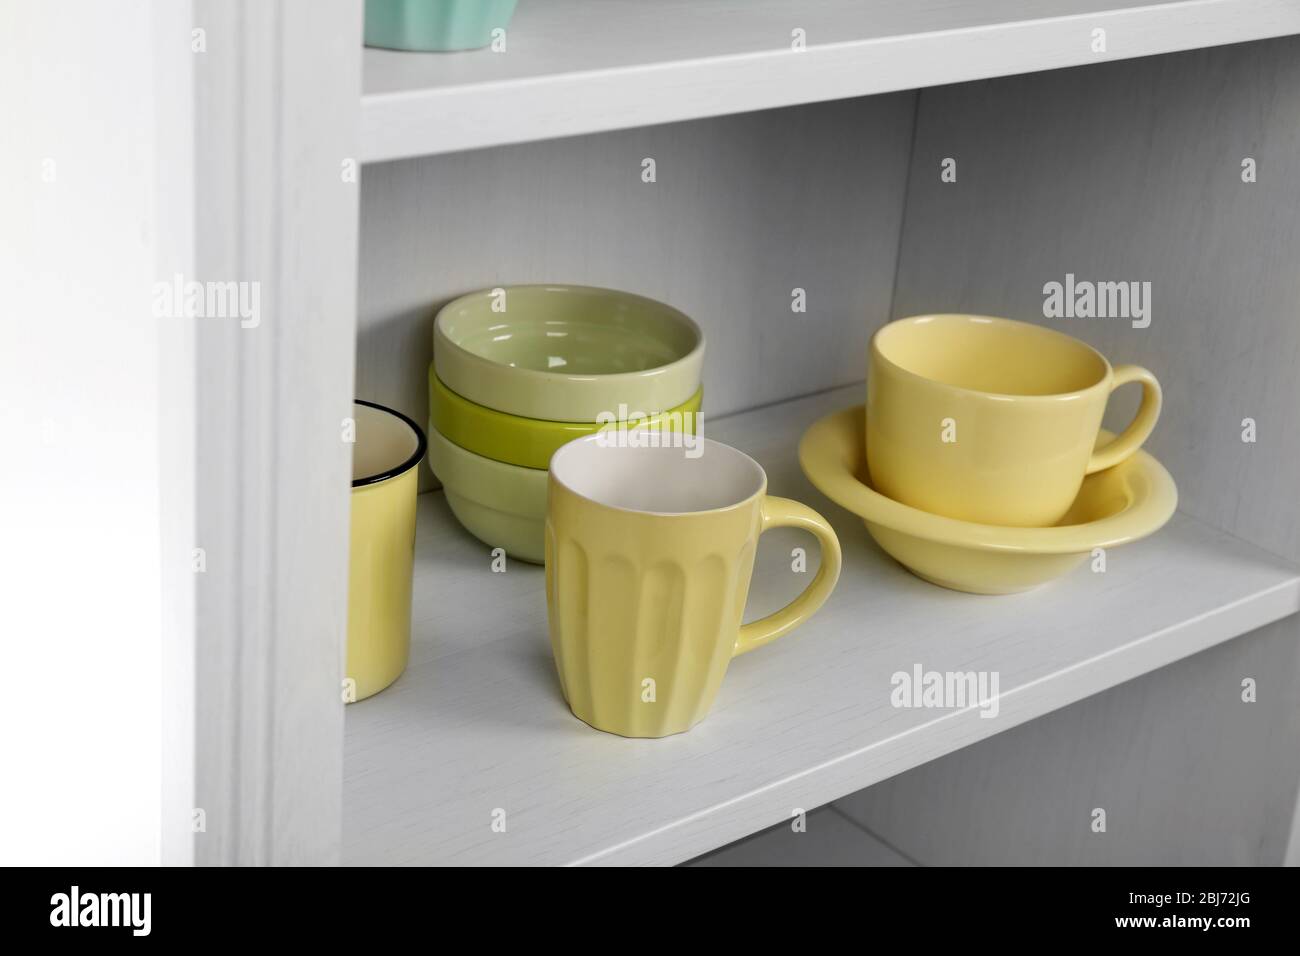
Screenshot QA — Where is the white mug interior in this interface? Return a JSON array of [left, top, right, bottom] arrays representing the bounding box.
[[550, 436, 765, 515]]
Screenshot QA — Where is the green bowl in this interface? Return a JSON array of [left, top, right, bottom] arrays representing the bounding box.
[[429, 364, 704, 470], [434, 285, 705, 422], [427, 422, 546, 564], [365, 0, 519, 52]]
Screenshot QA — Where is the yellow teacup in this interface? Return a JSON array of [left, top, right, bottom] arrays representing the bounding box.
[[867, 314, 1161, 527], [545, 435, 842, 738]]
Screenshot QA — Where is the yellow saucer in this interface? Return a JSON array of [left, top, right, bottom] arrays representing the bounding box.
[[798, 405, 1177, 594]]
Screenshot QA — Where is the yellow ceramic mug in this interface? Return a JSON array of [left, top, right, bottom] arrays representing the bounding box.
[[867, 314, 1161, 527], [545, 435, 842, 738], [347, 400, 426, 702]]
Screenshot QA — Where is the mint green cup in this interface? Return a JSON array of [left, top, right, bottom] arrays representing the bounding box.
[[365, 0, 519, 52]]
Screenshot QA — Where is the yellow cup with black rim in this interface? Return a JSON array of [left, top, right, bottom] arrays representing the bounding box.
[[347, 400, 426, 702]]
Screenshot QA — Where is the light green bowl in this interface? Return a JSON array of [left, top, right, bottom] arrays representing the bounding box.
[[427, 421, 546, 564], [429, 364, 704, 470], [434, 285, 706, 422], [365, 0, 519, 52]]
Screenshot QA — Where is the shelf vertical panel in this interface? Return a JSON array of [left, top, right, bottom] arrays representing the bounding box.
[[192, 0, 363, 865], [857, 34, 1300, 864]]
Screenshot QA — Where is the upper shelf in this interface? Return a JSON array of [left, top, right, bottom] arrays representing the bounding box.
[[342, 385, 1300, 866], [361, 0, 1300, 162]]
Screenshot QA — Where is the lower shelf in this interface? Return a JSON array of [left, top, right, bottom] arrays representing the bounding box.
[[684, 806, 914, 867], [342, 384, 1300, 866]]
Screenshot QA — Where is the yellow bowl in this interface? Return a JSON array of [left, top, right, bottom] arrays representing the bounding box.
[[428, 363, 703, 470], [348, 400, 426, 701], [798, 405, 1177, 594]]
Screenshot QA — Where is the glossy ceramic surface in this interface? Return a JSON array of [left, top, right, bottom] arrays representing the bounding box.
[[429, 363, 703, 470], [546, 436, 842, 737], [800, 405, 1177, 594], [868, 314, 1162, 526], [348, 401, 426, 701], [426, 420, 547, 564], [364, 0, 518, 52], [434, 285, 705, 422]]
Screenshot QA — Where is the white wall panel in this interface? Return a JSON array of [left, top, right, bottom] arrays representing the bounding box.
[[890, 36, 1300, 563], [357, 95, 916, 488]]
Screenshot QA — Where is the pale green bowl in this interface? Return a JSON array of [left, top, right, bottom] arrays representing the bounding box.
[[426, 421, 546, 564], [365, 0, 518, 52], [434, 285, 706, 422]]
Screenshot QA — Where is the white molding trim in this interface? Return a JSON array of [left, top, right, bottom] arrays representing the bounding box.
[[191, 0, 362, 865]]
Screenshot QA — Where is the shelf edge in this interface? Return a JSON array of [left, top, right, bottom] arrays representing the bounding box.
[[361, 0, 1300, 163], [568, 558, 1300, 865]]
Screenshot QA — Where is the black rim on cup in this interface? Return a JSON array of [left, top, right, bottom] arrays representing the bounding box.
[[351, 399, 428, 489]]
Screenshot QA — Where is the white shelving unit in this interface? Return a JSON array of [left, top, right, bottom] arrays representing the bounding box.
[[343, 386, 1300, 866], [361, 0, 1300, 161], [91, 0, 1297, 865], [338, 3, 1300, 867]]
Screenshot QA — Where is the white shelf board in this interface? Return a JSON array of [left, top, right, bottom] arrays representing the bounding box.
[[342, 385, 1300, 866], [361, 0, 1300, 162]]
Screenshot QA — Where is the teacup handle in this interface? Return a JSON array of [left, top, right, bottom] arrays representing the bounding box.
[[1086, 364, 1162, 474], [733, 496, 842, 656]]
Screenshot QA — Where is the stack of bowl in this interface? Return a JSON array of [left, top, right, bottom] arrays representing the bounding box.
[[427, 284, 705, 563]]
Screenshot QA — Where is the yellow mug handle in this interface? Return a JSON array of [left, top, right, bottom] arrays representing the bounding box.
[[1085, 364, 1162, 475], [733, 496, 842, 656]]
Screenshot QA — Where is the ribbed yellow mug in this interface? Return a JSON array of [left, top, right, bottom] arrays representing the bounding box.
[[347, 400, 426, 702], [868, 314, 1162, 527], [545, 435, 842, 738]]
